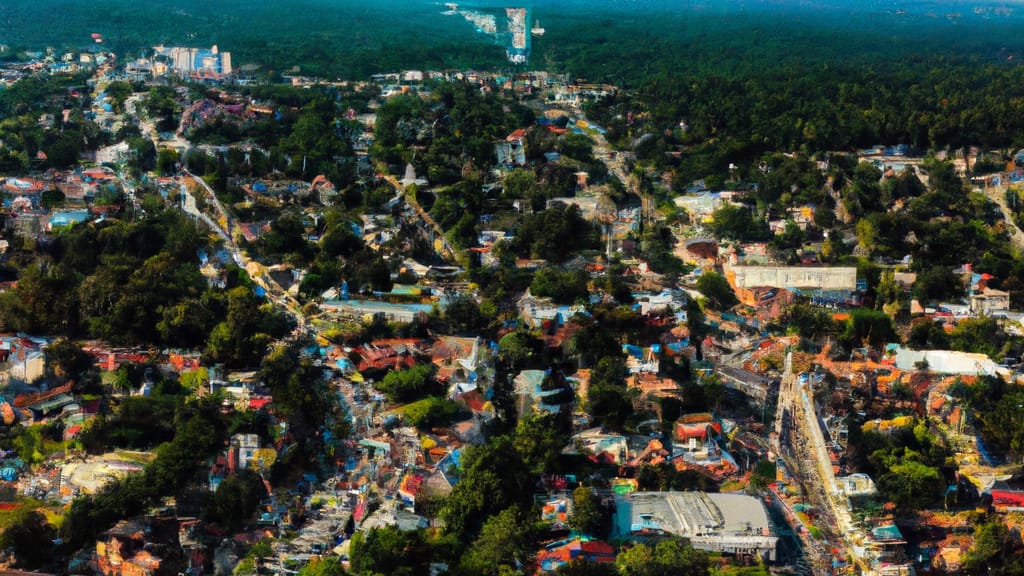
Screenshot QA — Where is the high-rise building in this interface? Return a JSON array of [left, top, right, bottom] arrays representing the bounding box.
[[153, 45, 233, 77]]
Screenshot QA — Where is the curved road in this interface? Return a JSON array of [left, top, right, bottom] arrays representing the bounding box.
[[378, 170, 457, 262], [981, 183, 1024, 252], [180, 169, 307, 328]]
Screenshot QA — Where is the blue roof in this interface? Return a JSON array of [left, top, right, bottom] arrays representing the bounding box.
[[50, 210, 90, 227]]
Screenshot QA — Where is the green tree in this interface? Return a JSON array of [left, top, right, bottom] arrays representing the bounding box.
[[503, 168, 539, 200], [695, 271, 738, 309], [913, 266, 964, 303], [709, 204, 769, 242], [45, 337, 94, 383], [457, 506, 540, 576], [842, 309, 896, 349], [875, 269, 903, 312], [876, 460, 943, 513], [44, 129, 84, 168], [403, 396, 465, 429], [962, 520, 1024, 576], [782, 302, 840, 341], [568, 486, 606, 536], [906, 319, 950, 350], [349, 526, 429, 576], [0, 508, 55, 569], [949, 316, 1005, 359], [586, 356, 635, 432], [40, 187, 65, 210], [441, 436, 534, 540], [157, 148, 180, 175], [104, 81, 133, 112], [209, 471, 265, 532], [616, 539, 710, 576], [749, 459, 777, 490], [299, 557, 348, 576], [444, 297, 490, 335], [377, 364, 440, 403], [498, 330, 540, 371], [513, 411, 567, 474], [530, 267, 590, 304]]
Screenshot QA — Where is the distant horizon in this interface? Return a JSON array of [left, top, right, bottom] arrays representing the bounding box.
[[4, 0, 1024, 82]]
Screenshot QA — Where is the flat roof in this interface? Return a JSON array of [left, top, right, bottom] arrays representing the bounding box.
[[613, 491, 772, 538]]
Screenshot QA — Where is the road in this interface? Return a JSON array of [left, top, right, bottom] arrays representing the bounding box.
[[774, 352, 880, 576], [377, 169, 456, 262], [179, 169, 307, 328], [588, 130, 631, 188], [981, 183, 1024, 252]]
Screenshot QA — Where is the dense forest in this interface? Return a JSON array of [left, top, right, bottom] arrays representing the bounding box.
[[6, 0, 1024, 83]]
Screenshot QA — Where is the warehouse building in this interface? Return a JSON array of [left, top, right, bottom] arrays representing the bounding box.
[[612, 491, 779, 561]]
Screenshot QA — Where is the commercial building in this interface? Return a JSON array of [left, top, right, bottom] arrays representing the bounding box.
[[892, 347, 1003, 376], [724, 264, 857, 292], [153, 45, 232, 77], [612, 491, 779, 561]]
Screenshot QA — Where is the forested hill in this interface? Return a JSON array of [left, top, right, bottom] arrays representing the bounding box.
[[5, 0, 1024, 83]]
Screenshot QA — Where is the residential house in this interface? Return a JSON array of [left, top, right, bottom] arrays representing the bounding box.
[[622, 344, 660, 374], [674, 192, 724, 223], [96, 519, 162, 576], [564, 428, 629, 464], [397, 470, 425, 507], [716, 366, 773, 404], [230, 433, 261, 471], [514, 369, 570, 416], [629, 372, 681, 403], [537, 538, 615, 573], [674, 413, 721, 453], [517, 290, 587, 329], [546, 196, 602, 220], [837, 473, 878, 498], [970, 287, 1010, 314], [496, 130, 527, 169], [360, 505, 428, 532], [989, 487, 1024, 512], [432, 336, 484, 383], [633, 290, 687, 319], [541, 497, 571, 528]]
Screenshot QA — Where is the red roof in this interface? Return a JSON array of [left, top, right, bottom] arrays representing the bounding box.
[[537, 539, 615, 573], [507, 128, 528, 141], [249, 398, 272, 410], [82, 169, 114, 180], [461, 389, 486, 412], [991, 489, 1024, 509]]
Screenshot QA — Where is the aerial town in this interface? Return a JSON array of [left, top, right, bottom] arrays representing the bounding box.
[[0, 3, 1023, 576]]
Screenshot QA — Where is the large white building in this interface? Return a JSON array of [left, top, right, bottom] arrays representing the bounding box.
[[725, 264, 857, 292], [613, 491, 779, 561], [153, 45, 232, 77]]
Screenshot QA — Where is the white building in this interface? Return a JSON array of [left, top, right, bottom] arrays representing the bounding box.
[[613, 491, 779, 561], [230, 433, 260, 470]]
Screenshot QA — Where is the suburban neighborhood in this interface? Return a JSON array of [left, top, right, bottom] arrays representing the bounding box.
[[0, 17, 1022, 576]]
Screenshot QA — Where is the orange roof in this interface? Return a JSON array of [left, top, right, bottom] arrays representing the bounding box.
[[507, 128, 528, 141]]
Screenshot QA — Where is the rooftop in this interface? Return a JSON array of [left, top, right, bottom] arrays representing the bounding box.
[[613, 491, 773, 538]]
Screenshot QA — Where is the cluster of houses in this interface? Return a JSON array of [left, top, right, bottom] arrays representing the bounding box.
[[2, 168, 123, 240], [4, 48, 1024, 575]]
